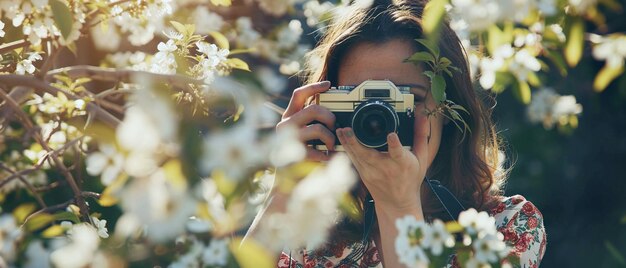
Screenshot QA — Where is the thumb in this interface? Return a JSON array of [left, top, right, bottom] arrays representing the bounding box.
[[387, 132, 405, 160]]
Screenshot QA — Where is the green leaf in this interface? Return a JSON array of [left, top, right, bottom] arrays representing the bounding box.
[[546, 49, 568, 76], [170, 21, 187, 35], [512, 79, 532, 104], [422, 0, 448, 36], [416, 39, 440, 59], [594, 64, 624, 92], [423, 70, 435, 80], [209, 31, 230, 50], [49, 0, 74, 40], [565, 17, 585, 67], [431, 74, 446, 104], [605, 241, 626, 266], [405, 52, 435, 64], [492, 72, 515, 93], [42, 225, 66, 238], [53, 211, 80, 223], [225, 58, 250, 71], [13, 203, 37, 224], [527, 71, 541, 87], [25, 213, 55, 232]]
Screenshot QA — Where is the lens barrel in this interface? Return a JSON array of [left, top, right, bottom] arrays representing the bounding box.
[[351, 100, 399, 148]]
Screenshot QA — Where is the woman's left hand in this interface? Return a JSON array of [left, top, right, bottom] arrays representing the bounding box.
[[335, 127, 425, 211]]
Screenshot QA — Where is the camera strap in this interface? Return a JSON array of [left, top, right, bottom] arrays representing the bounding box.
[[426, 179, 465, 222]]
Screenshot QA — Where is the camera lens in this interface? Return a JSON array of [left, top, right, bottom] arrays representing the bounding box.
[[352, 100, 399, 149]]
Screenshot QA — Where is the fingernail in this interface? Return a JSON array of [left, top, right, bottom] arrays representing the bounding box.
[[346, 130, 354, 138], [319, 81, 330, 86]]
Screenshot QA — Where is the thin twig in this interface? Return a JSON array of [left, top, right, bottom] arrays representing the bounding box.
[[0, 75, 121, 128], [37, 41, 62, 78], [0, 89, 91, 222], [0, 163, 47, 209], [44, 65, 201, 94], [21, 199, 75, 228]]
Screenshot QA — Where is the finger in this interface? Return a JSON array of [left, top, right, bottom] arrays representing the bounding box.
[[340, 128, 374, 157], [306, 147, 330, 162], [283, 81, 331, 119], [299, 123, 336, 151], [387, 132, 405, 160], [284, 104, 336, 130]]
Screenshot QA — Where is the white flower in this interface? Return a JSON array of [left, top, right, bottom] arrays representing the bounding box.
[[202, 239, 229, 266], [91, 20, 121, 51], [200, 125, 263, 181], [24, 240, 51, 268], [235, 17, 261, 46], [256, 66, 288, 94], [458, 208, 497, 236], [592, 35, 626, 68], [527, 88, 582, 128], [478, 57, 504, 89], [0, 21, 5, 37], [86, 144, 125, 186], [197, 42, 229, 65], [158, 39, 178, 53], [553, 95, 582, 119], [268, 125, 306, 167], [116, 106, 161, 153], [395, 216, 430, 267], [257, 154, 356, 251], [473, 233, 507, 263], [50, 223, 100, 268], [303, 0, 335, 27], [91, 216, 109, 239], [276, 20, 303, 50], [0, 214, 22, 263], [15, 53, 42, 75], [509, 49, 541, 82], [193, 7, 224, 34], [449, 0, 500, 31], [422, 219, 455, 255], [118, 169, 197, 243]]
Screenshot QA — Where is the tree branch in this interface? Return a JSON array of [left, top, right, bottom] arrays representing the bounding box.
[[0, 89, 91, 222], [45, 65, 202, 94], [0, 163, 47, 209], [0, 75, 121, 128]]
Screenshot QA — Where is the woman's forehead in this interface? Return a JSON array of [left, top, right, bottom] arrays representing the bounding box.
[[337, 39, 428, 88]]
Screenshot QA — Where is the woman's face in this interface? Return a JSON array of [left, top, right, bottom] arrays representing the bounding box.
[[337, 39, 444, 174]]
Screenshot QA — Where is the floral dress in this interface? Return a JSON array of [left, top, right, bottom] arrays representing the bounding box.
[[277, 195, 546, 268]]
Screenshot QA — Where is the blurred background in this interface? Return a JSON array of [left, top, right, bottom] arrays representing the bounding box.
[[2, 0, 626, 266]]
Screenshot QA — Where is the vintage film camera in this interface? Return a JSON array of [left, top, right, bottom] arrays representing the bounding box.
[[309, 80, 415, 151]]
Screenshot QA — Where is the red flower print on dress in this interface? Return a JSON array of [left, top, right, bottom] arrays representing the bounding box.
[[527, 216, 538, 229], [502, 228, 519, 243], [522, 202, 535, 216], [511, 195, 525, 205], [493, 202, 506, 214]]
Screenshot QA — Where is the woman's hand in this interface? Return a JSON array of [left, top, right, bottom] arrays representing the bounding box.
[[276, 81, 336, 162], [335, 123, 429, 211]]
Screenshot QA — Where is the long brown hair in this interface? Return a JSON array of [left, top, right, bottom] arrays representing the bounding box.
[[301, 0, 506, 237]]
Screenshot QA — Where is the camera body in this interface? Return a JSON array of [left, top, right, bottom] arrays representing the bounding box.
[[309, 80, 415, 151]]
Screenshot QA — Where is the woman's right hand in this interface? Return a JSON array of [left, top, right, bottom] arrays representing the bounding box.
[[276, 81, 336, 161]]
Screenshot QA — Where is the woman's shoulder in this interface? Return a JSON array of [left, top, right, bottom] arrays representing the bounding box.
[[488, 195, 543, 227], [488, 194, 547, 267]]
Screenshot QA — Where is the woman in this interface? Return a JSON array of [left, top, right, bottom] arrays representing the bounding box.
[[252, 0, 546, 266]]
